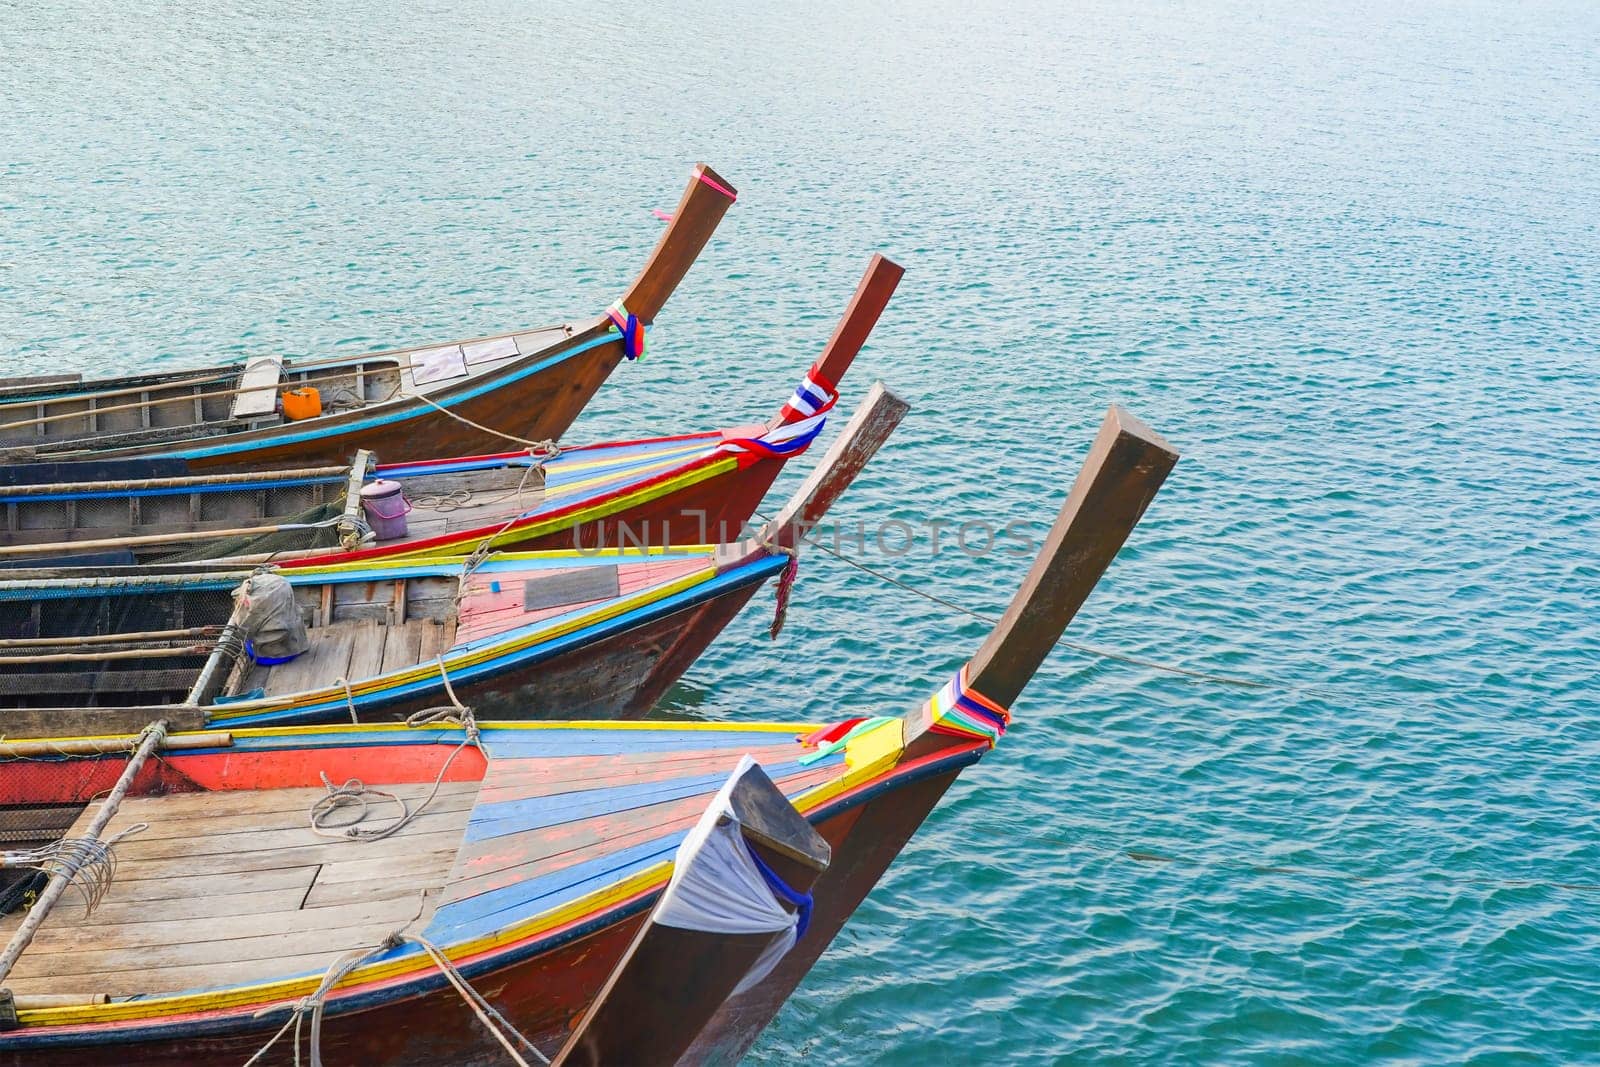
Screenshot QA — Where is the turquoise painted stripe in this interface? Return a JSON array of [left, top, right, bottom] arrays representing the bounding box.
[[165, 330, 619, 461]]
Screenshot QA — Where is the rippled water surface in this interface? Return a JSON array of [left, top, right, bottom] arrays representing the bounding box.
[[4, 1, 1599, 1062]]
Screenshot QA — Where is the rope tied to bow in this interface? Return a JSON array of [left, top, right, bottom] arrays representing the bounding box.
[[766, 542, 800, 640]]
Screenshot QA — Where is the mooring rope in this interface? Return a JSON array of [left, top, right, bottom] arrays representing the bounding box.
[[244, 928, 548, 1067], [409, 388, 565, 452]]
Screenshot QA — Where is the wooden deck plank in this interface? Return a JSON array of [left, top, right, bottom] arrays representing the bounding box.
[[23, 896, 425, 954], [0, 951, 353, 999], [2, 779, 474, 998], [110, 825, 472, 876], [8, 922, 403, 982], [380, 619, 425, 674], [261, 622, 358, 697], [344, 618, 386, 685], [89, 783, 480, 841]]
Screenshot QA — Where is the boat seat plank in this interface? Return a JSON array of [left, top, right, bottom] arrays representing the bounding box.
[[230, 359, 283, 420], [343, 619, 387, 685], [380, 619, 425, 674]]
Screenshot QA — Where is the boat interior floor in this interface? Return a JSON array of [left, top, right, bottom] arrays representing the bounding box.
[[238, 617, 459, 698], [0, 779, 480, 999]]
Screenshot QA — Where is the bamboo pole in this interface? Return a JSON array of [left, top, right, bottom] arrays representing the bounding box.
[[0, 626, 220, 649], [0, 732, 231, 759], [0, 645, 211, 664], [0, 520, 336, 557], [0, 720, 168, 985], [12, 994, 108, 1009], [0, 465, 347, 498], [0, 570, 251, 592]]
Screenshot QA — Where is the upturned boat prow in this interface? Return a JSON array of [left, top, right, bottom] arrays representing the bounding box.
[[0, 163, 736, 474], [540, 251, 905, 551], [680, 404, 1180, 1063]]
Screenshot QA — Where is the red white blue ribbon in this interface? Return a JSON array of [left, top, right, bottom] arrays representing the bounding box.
[[719, 367, 838, 459]]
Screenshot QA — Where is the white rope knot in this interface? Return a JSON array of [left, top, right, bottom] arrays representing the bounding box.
[[309, 773, 410, 842]]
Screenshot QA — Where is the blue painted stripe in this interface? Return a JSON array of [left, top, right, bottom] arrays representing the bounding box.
[[164, 332, 618, 460], [464, 756, 818, 842]]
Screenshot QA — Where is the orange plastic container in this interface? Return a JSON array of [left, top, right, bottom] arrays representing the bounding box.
[[280, 386, 321, 421]]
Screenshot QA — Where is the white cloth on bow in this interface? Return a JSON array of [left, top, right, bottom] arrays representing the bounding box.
[[654, 755, 801, 994]]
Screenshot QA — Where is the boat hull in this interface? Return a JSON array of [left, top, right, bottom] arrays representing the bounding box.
[[520, 453, 787, 552], [153, 342, 622, 474], [0, 750, 979, 1066]]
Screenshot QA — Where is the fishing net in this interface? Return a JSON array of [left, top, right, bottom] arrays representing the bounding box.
[[0, 584, 241, 710], [152, 497, 350, 563]]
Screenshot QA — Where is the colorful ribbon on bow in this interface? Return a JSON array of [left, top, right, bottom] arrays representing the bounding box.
[[606, 301, 648, 360], [720, 366, 838, 459], [921, 663, 1011, 747]]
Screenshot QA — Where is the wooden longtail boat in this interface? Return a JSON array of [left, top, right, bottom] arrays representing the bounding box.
[[0, 256, 904, 570], [0, 165, 736, 474], [0, 405, 1178, 1065], [0, 386, 908, 732]]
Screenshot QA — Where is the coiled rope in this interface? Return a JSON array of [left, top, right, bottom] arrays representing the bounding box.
[[309, 658, 487, 842]]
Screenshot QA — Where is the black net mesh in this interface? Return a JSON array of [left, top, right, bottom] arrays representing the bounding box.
[[0, 584, 239, 709], [154, 497, 348, 563]]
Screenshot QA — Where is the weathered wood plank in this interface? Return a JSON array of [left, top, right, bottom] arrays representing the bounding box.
[[230, 358, 282, 419], [0, 705, 206, 739]]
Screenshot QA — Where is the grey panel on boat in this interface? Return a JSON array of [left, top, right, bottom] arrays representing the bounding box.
[[231, 359, 283, 419], [524, 567, 620, 611]]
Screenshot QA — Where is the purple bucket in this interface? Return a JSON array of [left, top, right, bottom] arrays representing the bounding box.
[[360, 479, 411, 541]]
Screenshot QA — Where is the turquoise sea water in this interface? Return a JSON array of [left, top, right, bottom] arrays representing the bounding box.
[[4, 1, 1599, 1062]]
